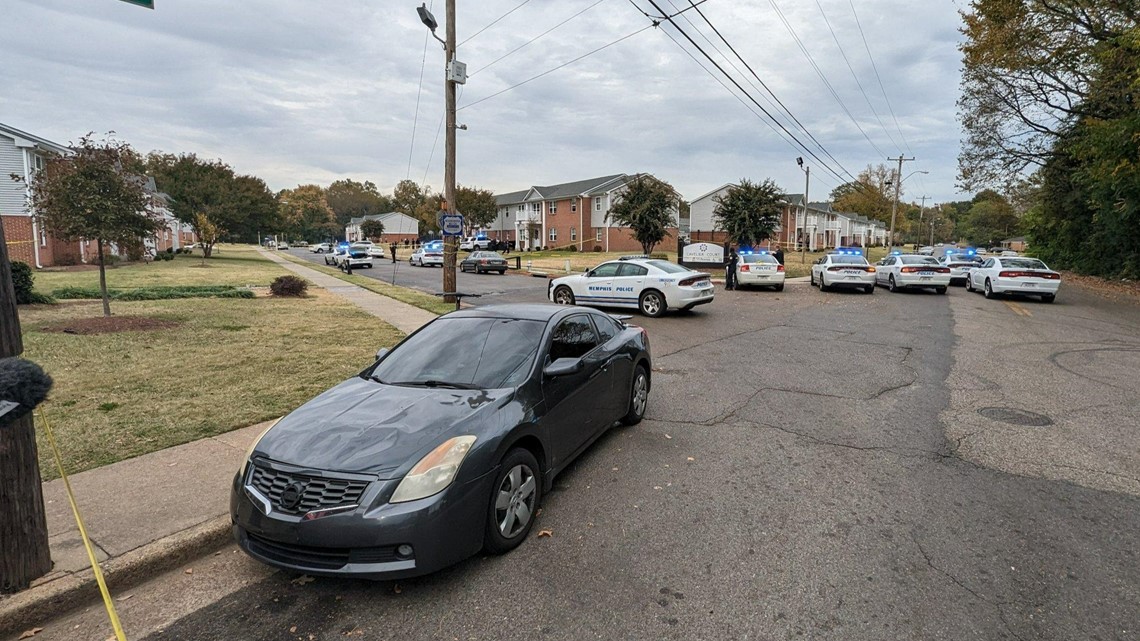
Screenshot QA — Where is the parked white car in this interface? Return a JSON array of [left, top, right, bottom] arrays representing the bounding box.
[[810, 251, 877, 294], [967, 256, 1060, 302], [874, 254, 951, 294], [459, 236, 492, 251], [410, 245, 443, 267], [735, 251, 785, 291], [549, 257, 714, 317], [310, 243, 332, 254]]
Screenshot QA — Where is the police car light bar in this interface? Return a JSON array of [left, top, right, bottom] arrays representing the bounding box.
[[618, 255, 650, 260]]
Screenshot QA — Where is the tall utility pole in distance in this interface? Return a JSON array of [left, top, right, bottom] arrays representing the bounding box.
[[887, 155, 914, 250], [418, 1, 460, 303], [797, 157, 809, 263]]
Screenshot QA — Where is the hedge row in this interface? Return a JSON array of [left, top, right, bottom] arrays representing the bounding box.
[[52, 285, 254, 301]]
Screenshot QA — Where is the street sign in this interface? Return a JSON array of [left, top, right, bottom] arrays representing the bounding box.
[[440, 214, 464, 236]]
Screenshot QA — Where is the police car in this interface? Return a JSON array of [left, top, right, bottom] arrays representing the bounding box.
[[809, 248, 877, 294], [938, 248, 983, 286], [874, 252, 951, 293], [735, 250, 785, 291], [549, 256, 714, 317], [967, 256, 1061, 302]]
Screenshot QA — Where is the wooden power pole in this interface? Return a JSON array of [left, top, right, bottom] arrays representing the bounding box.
[[442, 0, 458, 304], [0, 222, 52, 592]]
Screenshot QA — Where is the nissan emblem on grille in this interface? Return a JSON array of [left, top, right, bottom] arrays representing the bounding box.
[[279, 482, 306, 510]]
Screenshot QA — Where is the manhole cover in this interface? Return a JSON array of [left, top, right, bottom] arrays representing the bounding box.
[[977, 407, 1054, 427]]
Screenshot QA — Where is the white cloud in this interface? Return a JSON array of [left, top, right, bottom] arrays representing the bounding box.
[[1, 0, 967, 204]]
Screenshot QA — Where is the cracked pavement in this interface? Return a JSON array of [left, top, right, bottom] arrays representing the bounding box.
[[36, 280, 1139, 641]]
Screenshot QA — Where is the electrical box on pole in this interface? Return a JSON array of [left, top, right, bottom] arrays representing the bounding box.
[[447, 60, 467, 85]]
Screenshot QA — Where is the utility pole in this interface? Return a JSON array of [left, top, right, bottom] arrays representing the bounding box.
[[887, 155, 914, 250], [442, 0, 457, 304], [930, 219, 937, 247], [0, 222, 52, 592], [797, 157, 809, 263]]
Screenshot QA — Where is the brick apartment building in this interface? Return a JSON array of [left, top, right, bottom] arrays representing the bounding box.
[[490, 174, 680, 253]]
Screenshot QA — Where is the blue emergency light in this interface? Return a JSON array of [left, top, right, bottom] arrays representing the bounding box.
[[890, 250, 902, 256], [835, 247, 864, 256]]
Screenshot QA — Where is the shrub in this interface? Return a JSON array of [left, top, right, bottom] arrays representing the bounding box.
[[165, 247, 175, 254], [593, 245, 603, 252], [650, 253, 669, 260], [269, 275, 308, 297], [11, 261, 56, 305], [52, 285, 252, 301]]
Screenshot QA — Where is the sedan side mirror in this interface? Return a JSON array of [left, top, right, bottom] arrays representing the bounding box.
[[375, 347, 389, 361], [543, 358, 583, 378]]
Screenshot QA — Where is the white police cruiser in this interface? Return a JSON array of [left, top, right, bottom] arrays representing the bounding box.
[[810, 247, 877, 294], [735, 250, 785, 291], [549, 256, 714, 317]]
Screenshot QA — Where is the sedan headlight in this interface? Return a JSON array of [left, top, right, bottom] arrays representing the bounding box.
[[239, 417, 281, 479], [390, 436, 477, 504]]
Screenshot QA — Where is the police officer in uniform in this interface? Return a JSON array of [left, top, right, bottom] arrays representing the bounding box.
[[772, 243, 785, 265], [725, 248, 739, 290]]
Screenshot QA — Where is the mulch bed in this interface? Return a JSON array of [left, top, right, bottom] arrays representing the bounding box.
[[1062, 271, 1140, 304], [39, 316, 183, 335]]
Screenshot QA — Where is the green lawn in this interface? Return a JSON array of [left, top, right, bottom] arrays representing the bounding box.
[[17, 244, 409, 478], [33, 244, 287, 292]]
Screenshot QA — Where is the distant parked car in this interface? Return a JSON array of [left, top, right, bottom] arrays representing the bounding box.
[[460, 251, 508, 274], [278, 242, 290, 250], [311, 243, 331, 254], [410, 245, 443, 267], [917, 246, 934, 256], [459, 236, 492, 251]]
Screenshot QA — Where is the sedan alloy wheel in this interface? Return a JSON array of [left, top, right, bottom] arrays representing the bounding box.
[[639, 290, 665, 317], [553, 286, 575, 305], [485, 449, 541, 554]]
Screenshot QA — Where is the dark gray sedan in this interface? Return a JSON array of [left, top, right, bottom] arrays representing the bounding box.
[[459, 251, 508, 274], [231, 304, 651, 579]]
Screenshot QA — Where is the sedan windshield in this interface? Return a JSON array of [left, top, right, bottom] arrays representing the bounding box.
[[370, 318, 544, 389], [900, 256, 939, 265]]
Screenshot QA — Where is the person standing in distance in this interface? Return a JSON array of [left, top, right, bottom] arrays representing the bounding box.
[[772, 243, 785, 265], [725, 247, 739, 291], [390, 242, 398, 263]]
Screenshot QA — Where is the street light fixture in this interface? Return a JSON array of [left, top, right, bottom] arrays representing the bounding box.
[[796, 157, 810, 262]]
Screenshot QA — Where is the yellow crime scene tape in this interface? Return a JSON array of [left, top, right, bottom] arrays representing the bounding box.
[[38, 409, 128, 641]]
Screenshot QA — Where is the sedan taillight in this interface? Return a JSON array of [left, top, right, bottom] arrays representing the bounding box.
[[1000, 270, 1057, 278], [740, 265, 750, 272], [777, 264, 785, 272], [678, 276, 709, 287]]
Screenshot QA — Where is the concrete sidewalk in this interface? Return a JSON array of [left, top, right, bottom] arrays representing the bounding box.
[[0, 255, 445, 637], [260, 249, 437, 334]]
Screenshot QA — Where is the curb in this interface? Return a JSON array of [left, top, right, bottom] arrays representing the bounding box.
[[0, 515, 232, 637]]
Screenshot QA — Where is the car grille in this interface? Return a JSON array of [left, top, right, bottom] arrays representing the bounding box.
[[245, 533, 406, 570], [248, 463, 369, 516]]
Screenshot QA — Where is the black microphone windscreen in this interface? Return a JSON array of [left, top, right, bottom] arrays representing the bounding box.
[[0, 358, 54, 410]]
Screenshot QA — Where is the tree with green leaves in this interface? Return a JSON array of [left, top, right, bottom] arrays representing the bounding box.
[[957, 0, 1137, 191], [712, 178, 785, 247], [830, 164, 896, 223], [194, 212, 221, 266], [278, 185, 338, 241], [25, 135, 160, 317], [607, 175, 678, 255], [326, 179, 390, 225], [360, 219, 385, 241], [455, 185, 497, 234], [961, 194, 1020, 247], [146, 153, 277, 254]]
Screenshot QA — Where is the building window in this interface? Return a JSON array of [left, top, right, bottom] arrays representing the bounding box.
[[548, 200, 556, 214], [517, 205, 523, 214], [571, 199, 577, 212], [531, 202, 541, 215], [570, 227, 577, 241], [549, 228, 557, 242], [33, 155, 44, 171], [595, 229, 602, 242], [39, 227, 47, 247], [594, 197, 602, 211]]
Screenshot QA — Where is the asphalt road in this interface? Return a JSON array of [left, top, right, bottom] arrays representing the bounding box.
[[287, 248, 554, 307], [40, 278, 1140, 641]]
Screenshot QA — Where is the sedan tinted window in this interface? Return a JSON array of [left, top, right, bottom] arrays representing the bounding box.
[[592, 315, 621, 343], [1001, 258, 1049, 270], [590, 263, 621, 278], [645, 260, 690, 274], [741, 254, 778, 264], [900, 256, 939, 265], [617, 263, 648, 277], [549, 316, 600, 361], [371, 318, 544, 389]]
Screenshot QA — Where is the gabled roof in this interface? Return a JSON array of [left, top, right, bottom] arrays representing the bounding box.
[[494, 190, 529, 206], [348, 212, 415, 226], [691, 183, 737, 204], [0, 122, 71, 155]]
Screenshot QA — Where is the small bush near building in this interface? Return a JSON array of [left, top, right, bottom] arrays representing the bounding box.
[[269, 275, 308, 297], [52, 285, 253, 301], [11, 261, 56, 305], [593, 245, 603, 252]]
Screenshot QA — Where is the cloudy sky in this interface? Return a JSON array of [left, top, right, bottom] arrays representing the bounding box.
[[3, 0, 966, 206]]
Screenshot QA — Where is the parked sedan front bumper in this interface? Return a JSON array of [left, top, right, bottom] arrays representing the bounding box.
[[231, 465, 495, 580]]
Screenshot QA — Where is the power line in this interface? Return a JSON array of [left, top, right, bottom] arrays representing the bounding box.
[[639, 0, 854, 185], [626, 0, 711, 20], [673, 0, 854, 181], [458, 0, 533, 47], [458, 25, 653, 111], [811, 0, 897, 156], [407, 0, 434, 180], [470, 0, 609, 77], [848, 0, 912, 154], [765, 0, 887, 163]]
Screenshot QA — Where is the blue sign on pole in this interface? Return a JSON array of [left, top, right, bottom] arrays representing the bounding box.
[[440, 214, 464, 236]]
